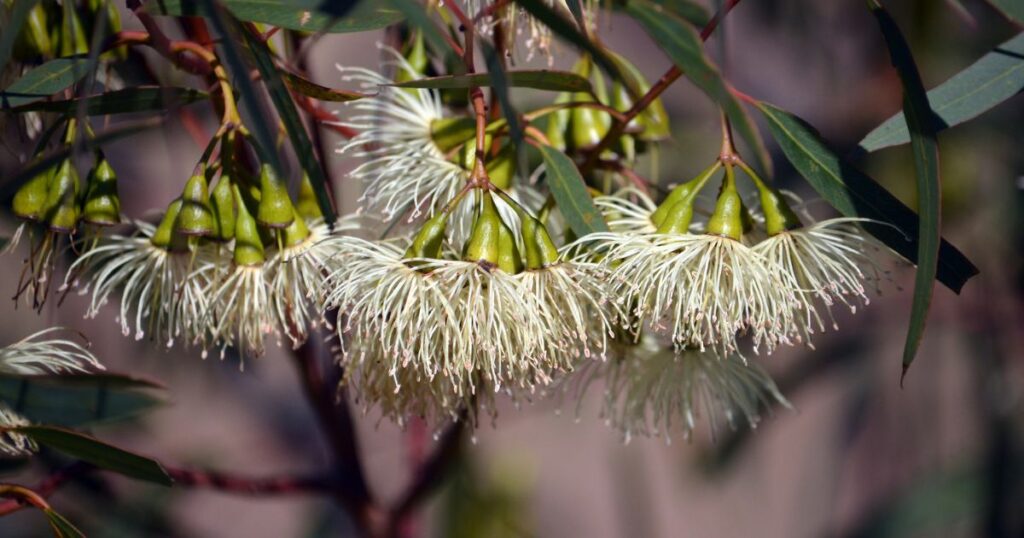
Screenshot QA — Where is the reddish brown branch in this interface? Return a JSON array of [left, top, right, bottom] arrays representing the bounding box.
[[386, 418, 466, 538]]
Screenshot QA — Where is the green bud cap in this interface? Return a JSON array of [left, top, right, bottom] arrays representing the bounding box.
[[175, 172, 216, 236], [13, 165, 54, 221], [404, 211, 449, 260], [256, 164, 295, 228], [14, 3, 52, 59], [430, 117, 477, 154], [755, 183, 802, 236], [655, 196, 696, 235], [397, 30, 428, 82], [546, 92, 572, 152], [651, 162, 721, 228], [459, 133, 493, 172], [522, 215, 560, 269], [43, 159, 80, 233], [609, 51, 670, 141], [281, 207, 310, 248], [232, 185, 266, 266], [497, 218, 523, 274], [463, 193, 502, 266], [569, 92, 606, 151], [706, 166, 744, 241], [151, 199, 183, 249], [59, 3, 89, 57], [82, 157, 120, 226], [295, 173, 323, 221], [486, 144, 517, 190], [210, 175, 236, 241]]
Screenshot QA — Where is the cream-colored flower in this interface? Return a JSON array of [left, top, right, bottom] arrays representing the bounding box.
[[0, 403, 36, 456], [0, 328, 104, 375]]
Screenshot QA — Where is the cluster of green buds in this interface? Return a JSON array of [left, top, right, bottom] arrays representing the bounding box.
[[6, 0, 123, 61]]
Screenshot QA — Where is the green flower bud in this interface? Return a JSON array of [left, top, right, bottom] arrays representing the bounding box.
[[655, 197, 696, 235], [256, 164, 295, 229], [569, 92, 606, 151], [81, 156, 120, 226], [497, 218, 523, 274], [13, 3, 52, 59], [651, 162, 721, 228], [210, 175, 236, 241], [459, 133, 493, 172], [521, 215, 560, 269], [43, 159, 80, 233], [746, 168, 801, 236], [232, 185, 266, 266], [546, 92, 572, 152], [396, 30, 428, 83], [151, 199, 183, 249], [706, 165, 744, 241], [463, 193, 502, 266], [609, 52, 670, 142], [431, 117, 477, 154], [12, 165, 54, 221], [175, 172, 216, 236], [404, 211, 449, 260], [59, 3, 89, 58], [295, 173, 323, 221], [486, 143, 517, 190], [280, 206, 310, 248]]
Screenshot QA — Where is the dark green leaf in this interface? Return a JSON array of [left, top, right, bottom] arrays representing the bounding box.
[[282, 71, 368, 102], [0, 0, 41, 76], [859, 33, 1024, 152], [0, 57, 89, 108], [612, 0, 710, 27], [984, 0, 1024, 24], [540, 146, 609, 236], [755, 101, 978, 293], [391, 70, 593, 93], [0, 374, 165, 427], [868, 2, 941, 378], [384, 0, 454, 65], [6, 87, 209, 114], [624, 0, 773, 176], [240, 22, 337, 223], [513, 0, 637, 98], [145, 0, 403, 33], [13, 426, 172, 486], [43, 508, 86, 538]]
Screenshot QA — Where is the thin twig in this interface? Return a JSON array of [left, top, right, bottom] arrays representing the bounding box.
[[386, 418, 466, 537]]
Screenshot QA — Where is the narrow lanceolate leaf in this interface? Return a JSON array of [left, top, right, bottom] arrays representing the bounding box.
[[282, 72, 369, 102], [0, 0, 41, 76], [241, 24, 336, 223], [145, 0, 403, 33], [540, 146, 609, 236], [612, 0, 710, 27], [869, 2, 941, 379], [984, 0, 1024, 24], [859, 33, 1024, 152], [6, 87, 209, 114], [756, 101, 978, 294], [43, 508, 86, 538], [392, 70, 593, 93], [13, 426, 172, 486], [624, 0, 773, 177], [0, 373, 165, 427], [0, 57, 89, 108], [385, 0, 451, 62]]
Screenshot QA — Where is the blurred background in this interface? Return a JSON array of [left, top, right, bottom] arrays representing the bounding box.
[[1, 1, 1023, 536]]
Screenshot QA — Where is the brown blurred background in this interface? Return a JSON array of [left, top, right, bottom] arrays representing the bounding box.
[[1, 1, 1023, 537]]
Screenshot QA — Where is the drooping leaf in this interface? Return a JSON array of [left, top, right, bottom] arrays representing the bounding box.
[[6, 86, 209, 114], [540, 146, 609, 237], [984, 0, 1024, 24], [145, 0, 403, 33], [43, 508, 86, 538], [282, 71, 368, 102], [239, 22, 337, 223], [391, 70, 593, 93], [0, 373, 165, 427], [385, 0, 452, 63], [624, 0, 773, 176], [612, 0, 710, 27], [755, 101, 977, 293], [868, 2, 942, 378], [13, 426, 172, 486], [0, 57, 89, 108], [859, 32, 1024, 152], [0, 0, 41, 76]]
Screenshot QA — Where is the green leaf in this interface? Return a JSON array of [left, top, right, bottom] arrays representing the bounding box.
[[43, 508, 86, 538], [13, 426, 172, 486], [0, 373, 165, 427], [868, 2, 941, 378], [385, 0, 452, 63], [624, 0, 773, 177], [282, 71, 368, 102], [755, 101, 978, 293], [240, 22, 337, 223], [985, 0, 1024, 24], [0, 57, 89, 108], [513, 0, 636, 98], [859, 33, 1024, 152], [6, 86, 209, 114], [391, 70, 593, 93], [540, 146, 609, 237], [0, 0, 41, 76], [145, 0, 403, 33], [612, 0, 710, 27]]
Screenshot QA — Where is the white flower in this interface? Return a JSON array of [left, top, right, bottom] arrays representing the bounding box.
[[0, 403, 36, 456], [206, 263, 274, 360], [594, 189, 658, 234], [0, 328, 104, 375], [581, 337, 789, 443]]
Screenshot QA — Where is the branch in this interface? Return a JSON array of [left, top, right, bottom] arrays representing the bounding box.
[[386, 418, 466, 537]]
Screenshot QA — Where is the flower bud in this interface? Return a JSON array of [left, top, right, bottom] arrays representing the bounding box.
[[497, 218, 523, 274], [396, 30, 428, 83], [655, 196, 696, 235], [256, 164, 295, 229], [486, 143, 517, 190], [404, 211, 449, 260], [295, 173, 323, 221], [521, 215, 560, 269], [12, 165, 54, 221], [752, 178, 801, 236], [430, 117, 477, 154], [463, 193, 502, 266], [706, 165, 744, 241], [81, 156, 120, 226], [59, 3, 89, 58], [210, 175, 236, 241], [175, 172, 216, 236], [610, 53, 669, 142], [232, 185, 266, 266], [13, 3, 52, 60], [650, 162, 721, 228], [280, 207, 310, 248], [43, 159, 80, 233], [545, 92, 572, 152], [459, 133, 493, 172], [151, 199, 183, 249]]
